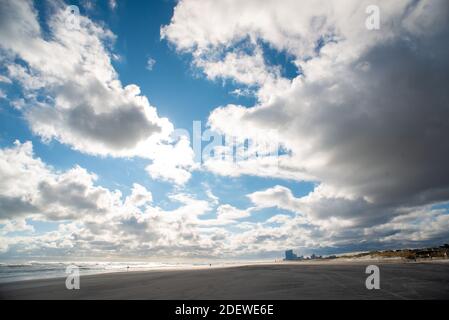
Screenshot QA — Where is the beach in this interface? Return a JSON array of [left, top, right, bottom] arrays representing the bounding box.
[[1, 260, 449, 299]]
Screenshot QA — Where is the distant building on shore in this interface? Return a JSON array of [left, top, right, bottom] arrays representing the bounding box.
[[284, 250, 304, 261], [285, 249, 326, 261], [285, 249, 297, 260]]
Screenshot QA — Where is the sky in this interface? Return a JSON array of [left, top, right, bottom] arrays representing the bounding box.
[[0, 0, 448, 262]]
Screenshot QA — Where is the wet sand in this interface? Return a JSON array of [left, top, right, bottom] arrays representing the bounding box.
[[1, 261, 449, 299]]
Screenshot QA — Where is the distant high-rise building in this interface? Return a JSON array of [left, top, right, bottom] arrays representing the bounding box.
[[285, 249, 297, 261]]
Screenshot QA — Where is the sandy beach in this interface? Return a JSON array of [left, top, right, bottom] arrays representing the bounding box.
[[1, 260, 449, 299]]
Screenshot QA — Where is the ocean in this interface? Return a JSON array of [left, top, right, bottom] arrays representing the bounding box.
[[0, 260, 268, 283], [0, 261, 210, 283]]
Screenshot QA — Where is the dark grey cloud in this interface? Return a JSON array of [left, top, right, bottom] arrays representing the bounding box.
[[37, 180, 107, 220], [0, 195, 37, 220], [260, 30, 449, 208]]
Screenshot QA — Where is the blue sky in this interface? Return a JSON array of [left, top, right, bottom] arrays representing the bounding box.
[[1, 0, 449, 261]]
